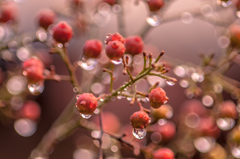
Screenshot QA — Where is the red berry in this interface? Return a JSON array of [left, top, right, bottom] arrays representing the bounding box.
[[76, 93, 98, 115], [180, 99, 206, 116], [105, 41, 126, 60], [83, 39, 102, 58], [153, 121, 176, 143], [22, 58, 44, 84], [196, 117, 220, 138], [0, 1, 17, 23], [103, 0, 117, 6], [69, 0, 83, 7], [219, 100, 238, 119], [147, 0, 165, 12], [153, 148, 175, 159], [105, 32, 125, 44], [149, 87, 169, 109], [52, 21, 73, 44], [20, 101, 41, 121], [125, 35, 144, 56], [130, 111, 150, 129], [37, 9, 56, 30]]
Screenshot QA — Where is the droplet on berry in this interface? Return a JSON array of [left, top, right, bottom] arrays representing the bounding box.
[[80, 113, 92, 119], [28, 81, 44, 95], [132, 128, 147, 139], [78, 57, 98, 70], [146, 12, 161, 27]]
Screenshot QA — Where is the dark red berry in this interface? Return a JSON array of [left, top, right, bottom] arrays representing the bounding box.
[[130, 111, 150, 129], [149, 87, 169, 109], [0, 1, 17, 23], [103, 0, 117, 6], [52, 21, 73, 44], [125, 35, 144, 56], [105, 32, 125, 44], [147, 0, 165, 12], [22, 58, 44, 84], [20, 101, 41, 121], [219, 100, 238, 119], [153, 148, 175, 159], [105, 41, 126, 60], [37, 9, 56, 30], [83, 39, 102, 58], [76, 93, 98, 115]]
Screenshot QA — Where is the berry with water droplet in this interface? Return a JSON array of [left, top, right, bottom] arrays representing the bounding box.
[[219, 100, 238, 119], [22, 58, 44, 84], [149, 87, 169, 109], [147, 0, 165, 12], [75, 93, 98, 116], [125, 35, 144, 56], [130, 111, 150, 129], [105, 32, 125, 44], [153, 148, 175, 159], [37, 9, 56, 30], [103, 0, 117, 6], [52, 21, 73, 44], [83, 39, 102, 58], [20, 101, 41, 121], [0, 1, 18, 23], [105, 41, 125, 60]]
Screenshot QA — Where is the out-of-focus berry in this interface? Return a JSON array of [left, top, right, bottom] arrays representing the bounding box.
[[230, 126, 240, 144], [130, 111, 150, 129], [52, 21, 73, 44], [105, 41, 126, 60], [151, 104, 173, 120], [196, 117, 220, 138], [219, 100, 238, 119], [125, 35, 144, 56], [147, 0, 165, 12], [0, 1, 17, 23], [20, 101, 41, 121], [76, 93, 98, 115], [37, 9, 56, 30], [105, 33, 125, 44], [83, 39, 102, 58], [180, 99, 206, 116], [229, 24, 240, 47], [153, 148, 175, 159], [152, 121, 176, 143], [103, 0, 117, 6], [149, 87, 169, 109]]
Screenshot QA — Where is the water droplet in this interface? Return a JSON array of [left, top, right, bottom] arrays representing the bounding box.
[[148, 118, 151, 123], [117, 96, 122, 99], [78, 58, 98, 70], [28, 81, 44, 95], [185, 113, 200, 128], [201, 4, 213, 16], [218, 36, 230, 48], [127, 97, 132, 101], [173, 66, 186, 77], [151, 132, 162, 143], [111, 145, 118, 152], [202, 95, 214, 107], [158, 119, 167, 125], [94, 108, 100, 114], [91, 82, 105, 94], [166, 79, 175, 86], [57, 43, 63, 48], [36, 28, 47, 42], [110, 58, 122, 65], [112, 4, 122, 13], [76, 94, 80, 99], [181, 12, 193, 24], [217, 0, 232, 7], [179, 79, 189, 88], [132, 128, 147, 139], [14, 118, 37, 137], [217, 118, 235, 130], [73, 87, 79, 93], [7, 76, 27, 95], [146, 13, 161, 27], [16, 47, 31, 61], [191, 73, 200, 82], [141, 97, 149, 103], [80, 113, 91, 119], [98, 2, 111, 16], [194, 137, 215, 153], [232, 146, 240, 158], [164, 100, 168, 104], [147, 72, 166, 88]]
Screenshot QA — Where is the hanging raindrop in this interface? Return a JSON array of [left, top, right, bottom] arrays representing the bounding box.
[[28, 81, 44, 95], [80, 113, 92, 119], [217, 0, 232, 7], [132, 128, 147, 139], [146, 12, 161, 27], [110, 58, 122, 65], [166, 79, 175, 86], [78, 58, 98, 71]]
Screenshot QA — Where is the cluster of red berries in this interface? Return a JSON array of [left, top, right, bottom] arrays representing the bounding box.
[[22, 57, 44, 84]]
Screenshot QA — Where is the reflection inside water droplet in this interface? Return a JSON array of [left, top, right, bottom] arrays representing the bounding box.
[[110, 58, 122, 65], [78, 58, 98, 70], [146, 13, 161, 27], [80, 113, 92, 119], [132, 128, 147, 139], [28, 81, 44, 95]]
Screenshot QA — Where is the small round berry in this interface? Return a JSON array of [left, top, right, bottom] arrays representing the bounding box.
[[196, 117, 220, 138], [103, 0, 117, 6], [105, 41, 126, 60], [37, 9, 56, 30], [147, 0, 165, 12], [83, 39, 102, 58], [76, 93, 98, 115], [219, 100, 238, 119], [180, 99, 206, 116], [0, 1, 17, 23], [149, 87, 169, 109], [152, 121, 176, 143], [52, 21, 73, 44], [130, 111, 150, 129], [20, 101, 41, 121], [105, 32, 125, 44], [22, 58, 44, 70], [153, 148, 175, 159], [229, 24, 240, 47], [125, 36, 144, 56]]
